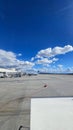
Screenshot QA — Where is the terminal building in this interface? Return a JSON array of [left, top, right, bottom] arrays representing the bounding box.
[[0, 68, 21, 78]]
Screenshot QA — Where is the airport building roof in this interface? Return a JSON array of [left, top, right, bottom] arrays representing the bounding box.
[[0, 68, 17, 73]]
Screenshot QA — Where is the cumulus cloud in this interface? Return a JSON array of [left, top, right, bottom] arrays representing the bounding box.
[[36, 45, 73, 58], [38, 67, 49, 73], [57, 64, 63, 72], [0, 49, 34, 70], [0, 49, 17, 67], [17, 61, 35, 71], [31, 57, 35, 61], [18, 53, 22, 56], [65, 67, 73, 73], [51, 65, 73, 73], [38, 65, 73, 73], [0, 45, 73, 73], [36, 58, 58, 65]]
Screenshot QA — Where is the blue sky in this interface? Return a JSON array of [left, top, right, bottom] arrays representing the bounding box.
[[0, 0, 73, 73]]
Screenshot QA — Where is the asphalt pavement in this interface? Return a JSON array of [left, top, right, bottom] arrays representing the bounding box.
[[0, 74, 73, 130]]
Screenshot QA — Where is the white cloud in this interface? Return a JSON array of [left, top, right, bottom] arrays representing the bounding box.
[[50, 65, 73, 73], [0, 49, 34, 71], [37, 65, 73, 74], [57, 64, 63, 72], [31, 57, 35, 61], [0, 49, 17, 67], [38, 67, 49, 73], [18, 61, 35, 69], [36, 58, 58, 65], [18, 53, 22, 56], [25, 45, 73, 68], [65, 67, 73, 73], [57, 64, 63, 68], [0, 45, 73, 73], [36, 45, 73, 58]]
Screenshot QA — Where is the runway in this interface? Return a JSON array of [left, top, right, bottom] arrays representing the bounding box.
[[0, 74, 73, 130]]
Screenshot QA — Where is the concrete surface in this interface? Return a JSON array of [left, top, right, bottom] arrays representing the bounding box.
[[31, 98, 73, 130], [0, 74, 73, 130]]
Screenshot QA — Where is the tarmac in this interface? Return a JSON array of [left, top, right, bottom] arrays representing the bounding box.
[[0, 74, 73, 130]]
